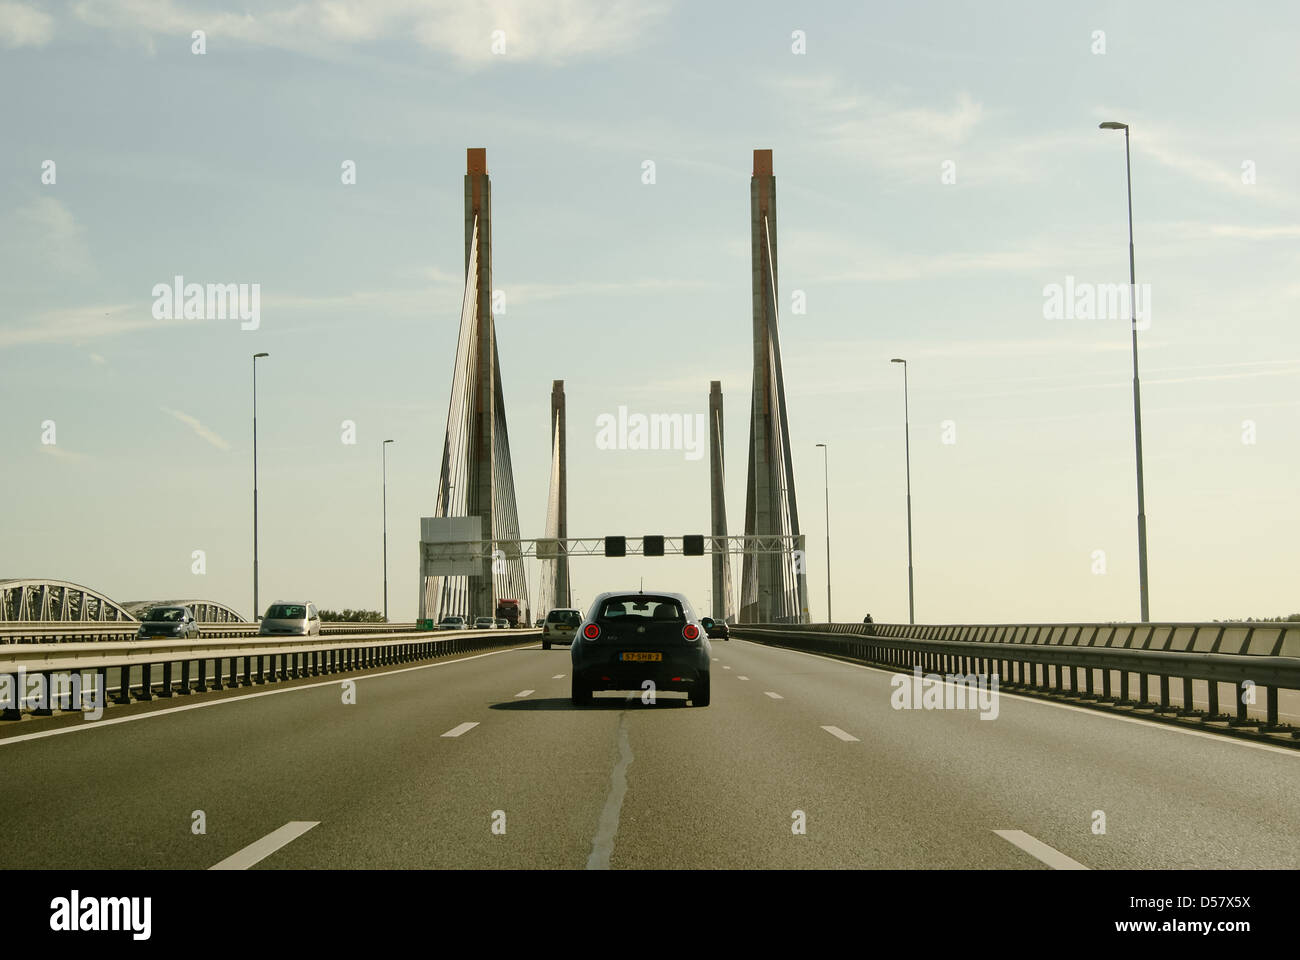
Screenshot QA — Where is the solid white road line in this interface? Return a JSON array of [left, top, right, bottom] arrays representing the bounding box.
[[515, 690, 534, 698], [209, 821, 319, 870], [993, 830, 1089, 870], [764, 691, 783, 700], [820, 725, 860, 742], [441, 722, 480, 738], [0, 646, 525, 748]]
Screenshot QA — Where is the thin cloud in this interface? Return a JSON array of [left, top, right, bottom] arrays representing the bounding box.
[[72, 0, 671, 65], [161, 406, 231, 451], [0, 1, 53, 47]]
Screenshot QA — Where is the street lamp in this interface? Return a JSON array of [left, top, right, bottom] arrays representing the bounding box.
[[815, 443, 832, 621], [1099, 120, 1150, 622], [890, 358, 915, 624], [252, 352, 269, 621], [382, 439, 394, 622]]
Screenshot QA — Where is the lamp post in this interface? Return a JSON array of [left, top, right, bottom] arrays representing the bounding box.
[[1099, 120, 1150, 622], [890, 358, 914, 624], [382, 439, 394, 622], [252, 352, 269, 621], [815, 443, 831, 621]]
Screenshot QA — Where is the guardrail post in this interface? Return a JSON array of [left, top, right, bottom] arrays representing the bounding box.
[[1235, 684, 1248, 724], [138, 663, 154, 702], [1206, 679, 1218, 717], [196, 659, 208, 693], [114, 665, 132, 704], [1158, 675, 1170, 711], [31, 671, 53, 715], [1, 673, 19, 720], [243, 656, 252, 687], [95, 666, 108, 708], [1179, 677, 1195, 716], [1266, 687, 1280, 730], [1138, 673, 1149, 706], [255, 655, 266, 684], [1119, 670, 1129, 703], [160, 661, 174, 698], [179, 659, 192, 695]]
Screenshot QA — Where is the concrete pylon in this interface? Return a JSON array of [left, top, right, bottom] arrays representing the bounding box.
[[709, 381, 733, 622], [741, 149, 806, 623], [550, 379, 570, 609], [465, 147, 496, 620]]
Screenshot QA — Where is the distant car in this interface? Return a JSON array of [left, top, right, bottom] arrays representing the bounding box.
[[259, 602, 321, 636], [534, 618, 545, 628], [700, 616, 730, 641], [494, 618, 509, 629], [474, 616, 495, 630], [541, 607, 582, 650], [570, 591, 710, 706], [438, 616, 466, 631], [137, 605, 200, 640]]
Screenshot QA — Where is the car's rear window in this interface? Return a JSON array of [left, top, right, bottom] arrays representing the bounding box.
[[547, 609, 579, 622], [267, 604, 306, 619], [596, 597, 684, 622]]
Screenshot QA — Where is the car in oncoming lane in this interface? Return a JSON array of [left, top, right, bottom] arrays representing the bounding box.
[[137, 605, 200, 640], [570, 591, 711, 707], [542, 607, 582, 650], [259, 602, 321, 636], [495, 618, 510, 629]]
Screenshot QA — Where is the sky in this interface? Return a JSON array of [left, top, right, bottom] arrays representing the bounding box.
[[2, 0, 1298, 624]]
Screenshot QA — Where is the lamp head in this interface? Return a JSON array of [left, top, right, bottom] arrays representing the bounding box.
[[1099, 121, 1128, 131], [254, 352, 269, 359]]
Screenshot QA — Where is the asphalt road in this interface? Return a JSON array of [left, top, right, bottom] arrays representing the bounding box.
[[0, 638, 1295, 869]]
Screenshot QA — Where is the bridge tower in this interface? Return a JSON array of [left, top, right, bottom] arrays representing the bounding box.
[[539, 379, 571, 615], [422, 148, 529, 622], [741, 149, 808, 624], [709, 381, 734, 622]]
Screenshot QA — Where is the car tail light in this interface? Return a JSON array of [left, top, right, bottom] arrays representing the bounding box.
[[583, 623, 601, 640], [682, 623, 700, 641]]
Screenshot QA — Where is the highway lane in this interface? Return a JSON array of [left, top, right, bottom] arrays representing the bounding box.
[[0, 638, 1295, 869]]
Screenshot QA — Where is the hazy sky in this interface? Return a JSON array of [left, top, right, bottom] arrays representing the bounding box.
[[2, 1, 1297, 623]]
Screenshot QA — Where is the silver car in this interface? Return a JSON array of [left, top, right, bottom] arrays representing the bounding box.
[[259, 601, 321, 636]]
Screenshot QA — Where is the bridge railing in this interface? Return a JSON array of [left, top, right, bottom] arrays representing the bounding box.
[[0, 622, 426, 644], [0, 628, 537, 720], [733, 621, 1300, 736]]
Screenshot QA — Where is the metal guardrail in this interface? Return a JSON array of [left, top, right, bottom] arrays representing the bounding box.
[[0, 628, 538, 720], [0, 622, 427, 643], [733, 622, 1300, 735]]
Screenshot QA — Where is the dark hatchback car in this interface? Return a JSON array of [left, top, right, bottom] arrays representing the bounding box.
[[570, 591, 711, 707], [699, 616, 730, 641], [136, 605, 200, 639]]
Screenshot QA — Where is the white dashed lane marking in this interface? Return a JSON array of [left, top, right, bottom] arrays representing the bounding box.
[[209, 821, 319, 870], [993, 830, 1089, 870], [820, 725, 860, 742], [514, 690, 534, 698], [441, 722, 480, 738], [552, 674, 565, 679], [722, 665, 731, 670], [737, 676, 749, 680], [764, 691, 783, 700]]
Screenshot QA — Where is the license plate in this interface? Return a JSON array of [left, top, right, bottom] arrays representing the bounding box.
[[620, 652, 662, 662]]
